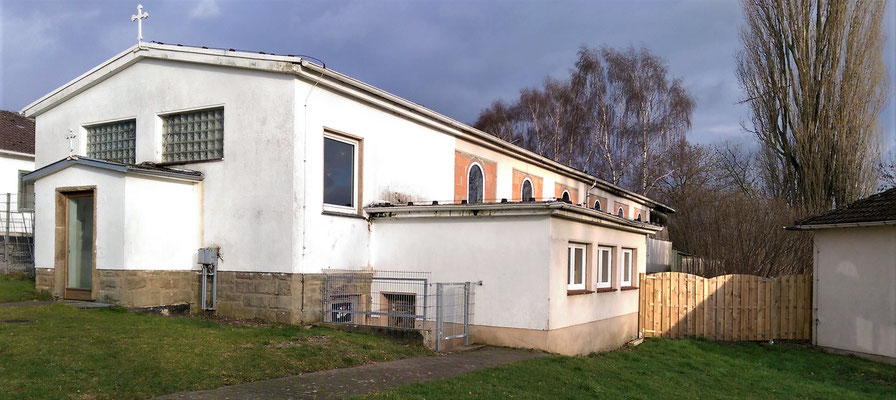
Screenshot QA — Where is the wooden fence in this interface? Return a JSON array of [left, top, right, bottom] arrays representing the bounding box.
[[638, 272, 812, 341]]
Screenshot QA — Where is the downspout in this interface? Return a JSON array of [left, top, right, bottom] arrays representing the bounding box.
[[300, 62, 324, 317]]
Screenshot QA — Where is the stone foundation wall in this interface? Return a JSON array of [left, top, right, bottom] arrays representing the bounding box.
[[35, 268, 55, 295], [95, 269, 196, 307], [212, 272, 324, 324], [31, 267, 327, 325]]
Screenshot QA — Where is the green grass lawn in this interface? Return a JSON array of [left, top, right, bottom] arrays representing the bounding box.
[[369, 338, 896, 399], [0, 304, 429, 400], [0, 273, 51, 303]]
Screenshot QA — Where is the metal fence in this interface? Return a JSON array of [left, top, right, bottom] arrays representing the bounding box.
[[0, 193, 35, 275], [323, 269, 473, 351]]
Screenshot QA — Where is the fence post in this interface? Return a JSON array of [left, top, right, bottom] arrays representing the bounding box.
[[463, 281, 470, 346], [435, 283, 443, 352], [422, 279, 428, 330], [324, 275, 331, 323], [4, 193, 9, 272]]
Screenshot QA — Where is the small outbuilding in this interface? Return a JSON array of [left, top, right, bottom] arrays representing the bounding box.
[[787, 188, 896, 365]]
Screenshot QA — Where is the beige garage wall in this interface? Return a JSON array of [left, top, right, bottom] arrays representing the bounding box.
[[814, 226, 896, 361]]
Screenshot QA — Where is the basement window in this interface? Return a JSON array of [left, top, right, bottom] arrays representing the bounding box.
[[86, 119, 136, 164], [567, 244, 586, 290], [621, 248, 633, 287], [161, 108, 224, 163], [468, 163, 484, 203], [597, 246, 613, 289], [323, 130, 361, 213], [521, 178, 534, 202]]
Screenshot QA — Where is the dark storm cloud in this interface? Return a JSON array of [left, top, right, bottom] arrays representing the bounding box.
[[1, 0, 893, 148]]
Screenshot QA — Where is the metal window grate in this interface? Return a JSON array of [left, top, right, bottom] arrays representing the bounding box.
[[86, 120, 136, 164], [162, 108, 224, 163]]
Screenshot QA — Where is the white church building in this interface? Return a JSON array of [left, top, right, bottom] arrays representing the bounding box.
[[22, 42, 672, 355]]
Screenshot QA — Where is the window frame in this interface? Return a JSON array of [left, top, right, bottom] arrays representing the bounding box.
[[159, 106, 225, 164], [617, 207, 625, 217], [17, 170, 34, 211], [322, 129, 363, 216], [597, 246, 613, 289], [521, 178, 534, 202], [84, 118, 137, 165], [593, 199, 602, 211], [567, 244, 587, 290], [621, 248, 633, 287], [467, 161, 484, 203], [636, 212, 643, 221], [561, 190, 571, 203]]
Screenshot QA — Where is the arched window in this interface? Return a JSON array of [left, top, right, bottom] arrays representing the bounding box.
[[521, 178, 534, 202], [467, 163, 484, 203], [636, 212, 643, 221], [617, 207, 625, 217], [561, 190, 571, 203], [593, 200, 602, 211]]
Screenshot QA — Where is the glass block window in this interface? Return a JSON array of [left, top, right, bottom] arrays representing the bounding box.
[[86, 120, 136, 164], [162, 108, 224, 163]]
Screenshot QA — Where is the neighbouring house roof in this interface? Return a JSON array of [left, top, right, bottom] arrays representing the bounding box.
[[22, 156, 204, 182], [366, 201, 663, 235], [0, 110, 35, 155], [20, 41, 673, 215], [786, 187, 896, 230]]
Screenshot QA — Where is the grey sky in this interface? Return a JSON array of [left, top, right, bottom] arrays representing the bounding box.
[[2, 0, 894, 149]]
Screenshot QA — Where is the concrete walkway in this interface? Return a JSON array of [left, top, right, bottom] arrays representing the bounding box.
[[154, 347, 547, 400]]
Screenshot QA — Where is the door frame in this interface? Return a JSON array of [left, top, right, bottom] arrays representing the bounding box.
[[57, 187, 96, 301]]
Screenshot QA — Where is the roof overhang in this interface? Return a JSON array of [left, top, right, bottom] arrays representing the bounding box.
[[785, 220, 896, 231], [22, 156, 204, 183], [21, 42, 672, 213], [366, 201, 663, 235]]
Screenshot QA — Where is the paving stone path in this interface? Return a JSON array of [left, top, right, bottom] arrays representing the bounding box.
[[154, 347, 547, 400]]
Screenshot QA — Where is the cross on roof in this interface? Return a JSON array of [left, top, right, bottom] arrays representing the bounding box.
[[131, 4, 149, 44]]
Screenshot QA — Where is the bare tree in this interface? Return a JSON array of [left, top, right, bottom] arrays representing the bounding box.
[[737, 0, 889, 212], [474, 45, 694, 196]]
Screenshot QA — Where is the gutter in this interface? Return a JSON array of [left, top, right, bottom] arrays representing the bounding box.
[[785, 220, 896, 230], [0, 149, 35, 160]]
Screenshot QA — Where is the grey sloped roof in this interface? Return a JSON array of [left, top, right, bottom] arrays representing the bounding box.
[[23, 156, 203, 182], [789, 187, 896, 228]]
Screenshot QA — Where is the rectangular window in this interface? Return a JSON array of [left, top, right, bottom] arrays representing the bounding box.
[[162, 108, 224, 163], [621, 248, 633, 287], [17, 170, 34, 210], [323, 131, 360, 213], [567, 244, 586, 290], [86, 119, 136, 164], [598, 246, 613, 288]]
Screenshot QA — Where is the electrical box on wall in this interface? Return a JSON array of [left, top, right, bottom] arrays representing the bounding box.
[[198, 247, 218, 265]]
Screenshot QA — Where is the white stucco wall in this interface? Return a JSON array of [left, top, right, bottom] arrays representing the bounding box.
[[0, 153, 35, 210], [33, 58, 297, 273], [548, 218, 647, 330], [121, 175, 200, 270], [33, 165, 125, 270], [295, 79, 456, 273], [814, 226, 896, 360], [370, 215, 552, 330]]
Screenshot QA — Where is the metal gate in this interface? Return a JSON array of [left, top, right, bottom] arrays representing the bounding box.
[[323, 270, 472, 351]]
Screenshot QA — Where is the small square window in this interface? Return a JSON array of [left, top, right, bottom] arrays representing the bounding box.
[[162, 108, 224, 163], [323, 131, 361, 214], [598, 246, 613, 288], [567, 244, 586, 290], [86, 119, 136, 164]]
